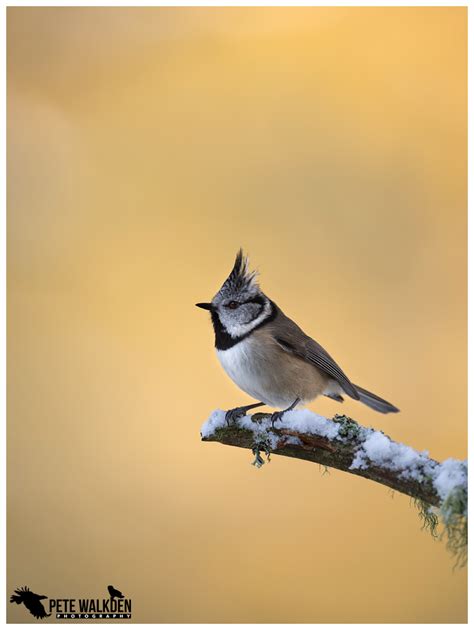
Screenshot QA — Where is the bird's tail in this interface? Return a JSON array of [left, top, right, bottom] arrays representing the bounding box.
[[353, 385, 399, 414], [10, 595, 22, 605]]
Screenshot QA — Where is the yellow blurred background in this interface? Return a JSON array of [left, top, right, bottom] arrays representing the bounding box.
[[7, 6, 466, 623]]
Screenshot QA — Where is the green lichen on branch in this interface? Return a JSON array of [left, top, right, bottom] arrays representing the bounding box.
[[439, 485, 468, 568], [412, 489, 467, 568], [332, 414, 361, 440], [412, 497, 439, 538]]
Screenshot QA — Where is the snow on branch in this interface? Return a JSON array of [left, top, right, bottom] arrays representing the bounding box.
[[201, 409, 467, 565]]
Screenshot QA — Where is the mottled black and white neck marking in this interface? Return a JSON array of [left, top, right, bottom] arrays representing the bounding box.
[[211, 299, 277, 350]]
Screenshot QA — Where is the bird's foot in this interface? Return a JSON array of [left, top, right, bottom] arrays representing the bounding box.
[[270, 397, 301, 428], [225, 407, 247, 425], [225, 402, 264, 426], [270, 410, 284, 429]]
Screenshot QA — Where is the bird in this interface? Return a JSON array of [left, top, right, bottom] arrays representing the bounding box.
[[196, 249, 399, 425], [10, 586, 50, 619], [108, 585, 125, 599]]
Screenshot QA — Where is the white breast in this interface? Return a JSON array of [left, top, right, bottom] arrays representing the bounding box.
[[216, 337, 295, 408]]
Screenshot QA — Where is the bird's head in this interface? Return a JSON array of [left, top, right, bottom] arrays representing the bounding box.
[[196, 249, 272, 339]]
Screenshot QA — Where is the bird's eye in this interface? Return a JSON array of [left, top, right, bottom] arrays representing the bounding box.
[[227, 301, 239, 309]]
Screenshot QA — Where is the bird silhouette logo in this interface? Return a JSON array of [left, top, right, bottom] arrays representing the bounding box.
[[10, 586, 51, 619], [108, 585, 125, 600]]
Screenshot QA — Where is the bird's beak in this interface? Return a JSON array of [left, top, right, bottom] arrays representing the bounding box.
[[195, 302, 213, 311]]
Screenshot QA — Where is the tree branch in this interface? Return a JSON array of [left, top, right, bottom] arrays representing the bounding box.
[[201, 409, 467, 564], [204, 416, 442, 504]]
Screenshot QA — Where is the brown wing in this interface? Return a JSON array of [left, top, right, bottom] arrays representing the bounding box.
[[267, 305, 360, 400]]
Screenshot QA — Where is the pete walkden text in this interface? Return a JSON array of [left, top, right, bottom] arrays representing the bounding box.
[[50, 598, 132, 616]]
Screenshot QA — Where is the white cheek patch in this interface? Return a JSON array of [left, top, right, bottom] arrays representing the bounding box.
[[225, 301, 273, 338]]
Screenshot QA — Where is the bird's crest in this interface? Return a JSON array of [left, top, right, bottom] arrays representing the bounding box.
[[218, 249, 259, 297]]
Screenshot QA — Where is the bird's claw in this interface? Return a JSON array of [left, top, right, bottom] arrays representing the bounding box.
[[225, 406, 247, 425], [271, 411, 284, 429], [270, 398, 299, 428]]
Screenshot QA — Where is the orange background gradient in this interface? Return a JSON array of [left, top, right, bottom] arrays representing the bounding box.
[[7, 7, 466, 623]]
